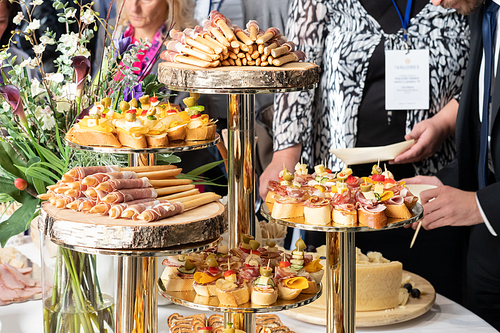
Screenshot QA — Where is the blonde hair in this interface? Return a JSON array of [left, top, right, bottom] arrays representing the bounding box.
[[116, 0, 198, 32]]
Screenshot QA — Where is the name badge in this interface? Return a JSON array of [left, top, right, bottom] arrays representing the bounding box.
[[385, 49, 429, 110]]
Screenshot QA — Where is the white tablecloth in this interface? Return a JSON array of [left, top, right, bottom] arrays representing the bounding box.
[[0, 293, 497, 333]]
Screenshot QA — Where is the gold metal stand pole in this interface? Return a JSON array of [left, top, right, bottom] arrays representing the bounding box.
[[116, 153, 158, 333], [226, 94, 256, 332], [326, 231, 356, 333]]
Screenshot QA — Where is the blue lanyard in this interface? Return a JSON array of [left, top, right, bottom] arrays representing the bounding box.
[[208, 0, 224, 16], [391, 0, 413, 41]]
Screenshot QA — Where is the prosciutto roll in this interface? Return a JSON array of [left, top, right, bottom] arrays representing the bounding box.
[[82, 171, 137, 186], [95, 177, 151, 192], [137, 202, 184, 222], [121, 200, 166, 220], [64, 165, 120, 181], [108, 198, 158, 219], [102, 188, 157, 204]]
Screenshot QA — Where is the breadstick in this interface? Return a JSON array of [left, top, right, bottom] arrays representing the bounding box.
[[245, 53, 252, 61], [55, 186, 69, 194], [210, 27, 231, 47], [256, 27, 281, 45], [248, 44, 254, 54], [185, 37, 214, 54], [246, 20, 259, 41], [175, 54, 212, 68], [255, 58, 261, 66], [261, 61, 269, 66], [228, 58, 236, 66], [242, 58, 247, 66], [231, 40, 249, 52], [261, 54, 267, 62], [46, 183, 60, 191], [235, 58, 242, 66], [194, 35, 222, 54], [248, 60, 256, 66], [237, 52, 245, 58], [89, 204, 108, 214], [182, 193, 221, 210], [272, 50, 305, 66], [228, 52, 238, 60], [222, 60, 230, 66], [181, 46, 218, 62], [137, 168, 182, 179], [251, 50, 260, 60], [38, 193, 53, 200], [120, 164, 176, 173], [258, 44, 265, 54], [171, 192, 216, 203], [65, 189, 83, 197], [202, 34, 225, 54], [155, 184, 196, 196], [157, 189, 199, 200], [222, 52, 229, 60], [235, 30, 253, 45], [271, 42, 295, 59]]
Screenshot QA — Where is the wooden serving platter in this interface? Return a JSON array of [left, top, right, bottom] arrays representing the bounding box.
[[39, 201, 226, 250], [158, 62, 320, 90], [282, 270, 436, 327]]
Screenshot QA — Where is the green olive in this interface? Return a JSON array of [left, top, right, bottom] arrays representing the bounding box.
[[130, 98, 138, 108], [372, 164, 382, 175], [89, 114, 100, 120], [139, 95, 149, 105], [337, 172, 348, 182], [283, 173, 294, 181], [260, 266, 272, 277], [242, 234, 254, 244], [190, 92, 201, 100], [125, 112, 135, 122], [360, 183, 372, 192], [206, 255, 218, 267], [266, 239, 276, 247], [295, 238, 306, 252], [102, 97, 111, 108], [119, 101, 130, 112], [241, 243, 251, 250], [184, 259, 195, 271], [249, 240, 260, 251]]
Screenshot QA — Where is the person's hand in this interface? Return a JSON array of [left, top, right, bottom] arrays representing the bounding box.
[[400, 175, 443, 187], [258, 144, 302, 200], [391, 117, 449, 164], [409, 186, 483, 230], [391, 98, 458, 165]]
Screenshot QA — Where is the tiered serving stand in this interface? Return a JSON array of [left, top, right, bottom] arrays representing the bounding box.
[[157, 62, 322, 332], [39, 138, 227, 333]]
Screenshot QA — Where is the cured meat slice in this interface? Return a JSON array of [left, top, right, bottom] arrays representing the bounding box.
[[102, 188, 157, 204], [64, 165, 120, 181], [3, 263, 35, 287], [137, 202, 184, 222], [108, 198, 160, 219], [97, 177, 151, 192], [0, 264, 24, 289]]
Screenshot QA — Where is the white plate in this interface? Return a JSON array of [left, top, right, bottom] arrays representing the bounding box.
[[405, 184, 437, 203], [329, 140, 415, 165]]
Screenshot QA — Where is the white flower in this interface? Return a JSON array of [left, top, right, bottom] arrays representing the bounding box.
[[30, 78, 45, 97], [2, 101, 11, 112], [13, 12, 23, 25], [81, 10, 95, 25], [0, 50, 10, 61], [74, 46, 90, 58], [65, 8, 76, 19], [33, 44, 45, 54], [45, 72, 64, 83], [34, 106, 55, 131], [59, 33, 79, 50], [56, 100, 71, 113], [26, 19, 41, 33], [29, 58, 38, 69], [40, 35, 55, 45], [33, 0, 43, 5]]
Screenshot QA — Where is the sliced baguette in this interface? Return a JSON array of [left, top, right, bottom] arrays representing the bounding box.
[[66, 127, 121, 147], [116, 130, 147, 148], [384, 203, 412, 219], [271, 201, 304, 219]]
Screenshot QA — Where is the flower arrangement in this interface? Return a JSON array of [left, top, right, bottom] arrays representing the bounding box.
[[0, 0, 170, 247]]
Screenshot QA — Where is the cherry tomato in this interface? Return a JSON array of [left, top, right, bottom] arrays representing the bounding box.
[[239, 246, 250, 254], [279, 261, 291, 268], [371, 174, 385, 182], [126, 109, 136, 114], [140, 110, 147, 116], [208, 266, 219, 275], [384, 178, 396, 184], [190, 114, 201, 119], [224, 270, 236, 277], [149, 96, 158, 103], [325, 168, 333, 173]]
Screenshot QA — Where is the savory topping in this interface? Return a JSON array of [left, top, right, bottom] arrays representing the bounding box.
[[304, 259, 323, 273], [282, 276, 309, 289]]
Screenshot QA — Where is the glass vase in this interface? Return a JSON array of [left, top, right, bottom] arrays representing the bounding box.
[[41, 235, 115, 333]]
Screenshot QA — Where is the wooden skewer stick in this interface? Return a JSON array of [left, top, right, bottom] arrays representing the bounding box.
[[410, 220, 422, 248]]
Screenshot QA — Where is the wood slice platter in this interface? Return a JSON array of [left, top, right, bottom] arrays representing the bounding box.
[[158, 62, 320, 91], [39, 201, 226, 250], [282, 270, 436, 327]]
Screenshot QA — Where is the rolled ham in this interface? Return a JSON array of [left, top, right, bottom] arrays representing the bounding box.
[[384, 195, 405, 206], [82, 171, 137, 186], [102, 188, 157, 204], [121, 200, 162, 220], [64, 165, 120, 181], [108, 198, 158, 219], [137, 202, 184, 222], [96, 177, 151, 192]]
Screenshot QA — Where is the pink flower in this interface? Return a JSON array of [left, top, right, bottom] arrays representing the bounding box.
[[0, 85, 27, 126], [71, 56, 91, 92]]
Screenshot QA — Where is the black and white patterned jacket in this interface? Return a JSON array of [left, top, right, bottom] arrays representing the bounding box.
[[273, 0, 470, 175]]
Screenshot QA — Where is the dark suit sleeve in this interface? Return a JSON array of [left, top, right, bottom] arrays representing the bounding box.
[[477, 182, 500, 232]]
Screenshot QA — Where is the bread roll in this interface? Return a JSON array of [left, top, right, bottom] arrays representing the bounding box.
[[216, 283, 250, 306], [271, 202, 304, 219], [384, 203, 412, 219], [117, 130, 147, 149], [146, 133, 169, 147], [251, 287, 278, 306], [277, 283, 302, 300], [162, 276, 194, 292], [304, 204, 331, 226], [358, 208, 387, 229], [185, 123, 216, 141], [332, 208, 357, 225], [167, 124, 187, 141], [66, 127, 121, 147]]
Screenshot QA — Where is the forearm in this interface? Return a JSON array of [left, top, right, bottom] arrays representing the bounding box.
[[432, 98, 458, 138]]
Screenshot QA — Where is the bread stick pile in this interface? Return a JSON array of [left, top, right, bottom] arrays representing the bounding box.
[[160, 10, 306, 68], [39, 164, 221, 223]]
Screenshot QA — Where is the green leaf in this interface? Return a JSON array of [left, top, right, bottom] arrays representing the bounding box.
[[31, 142, 66, 176], [156, 154, 181, 164], [0, 141, 26, 179], [33, 178, 45, 195], [186, 160, 225, 177], [16, 165, 57, 184], [0, 196, 39, 247]]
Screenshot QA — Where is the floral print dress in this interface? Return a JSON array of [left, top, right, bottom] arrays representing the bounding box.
[[273, 0, 470, 175]]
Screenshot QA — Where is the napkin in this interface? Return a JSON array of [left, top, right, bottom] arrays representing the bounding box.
[[329, 140, 415, 165]]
